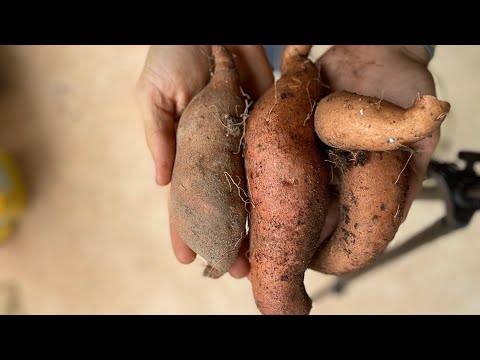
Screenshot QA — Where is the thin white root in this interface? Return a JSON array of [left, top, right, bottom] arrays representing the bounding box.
[[320, 81, 330, 89], [224, 171, 254, 211], [197, 103, 228, 131], [224, 173, 233, 193], [396, 143, 415, 152], [235, 104, 242, 117], [436, 112, 448, 121], [235, 123, 246, 155], [210, 105, 234, 133], [233, 233, 244, 249], [395, 150, 414, 184], [267, 79, 278, 122], [325, 159, 345, 176], [303, 78, 320, 126], [196, 103, 221, 124], [291, 77, 302, 88], [235, 86, 253, 155], [373, 90, 385, 110], [240, 86, 251, 102], [198, 102, 246, 144], [197, 88, 251, 159], [394, 205, 401, 219], [209, 104, 220, 116]]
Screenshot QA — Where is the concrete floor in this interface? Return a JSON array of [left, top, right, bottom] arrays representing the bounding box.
[[0, 45, 478, 314]]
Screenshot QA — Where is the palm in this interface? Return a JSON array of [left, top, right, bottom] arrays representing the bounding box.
[[318, 45, 435, 107]]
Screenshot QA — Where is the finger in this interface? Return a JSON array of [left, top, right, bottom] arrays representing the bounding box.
[[168, 213, 196, 264], [136, 80, 177, 186], [229, 236, 250, 279], [402, 129, 440, 221], [319, 195, 340, 243], [226, 45, 274, 101]]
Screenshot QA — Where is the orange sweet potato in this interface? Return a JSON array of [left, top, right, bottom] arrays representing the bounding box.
[[245, 45, 330, 315], [311, 91, 450, 275], [309, 150, 408, 275]]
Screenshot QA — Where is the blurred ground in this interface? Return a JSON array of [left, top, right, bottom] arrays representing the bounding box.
[[0, 45, 478, 314]]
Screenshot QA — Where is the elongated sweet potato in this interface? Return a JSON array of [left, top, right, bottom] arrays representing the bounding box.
[[315, 90, 450, 151], [245, 45, 330, 315], [169, 45, 248, 278], [309, 150, 408, 275]]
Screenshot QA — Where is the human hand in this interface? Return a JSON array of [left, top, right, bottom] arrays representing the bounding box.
[[136, 45, 274, 277], [316, 45, 439, 241]]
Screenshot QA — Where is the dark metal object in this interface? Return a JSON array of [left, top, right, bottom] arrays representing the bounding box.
[[311, 151, 480, 301]]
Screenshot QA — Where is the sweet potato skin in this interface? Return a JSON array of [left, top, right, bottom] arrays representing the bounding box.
[[309, 150, 408, 275], [245, 46, 330, 315], [315, 90, 450, 151], [169, 45, 247, 278]]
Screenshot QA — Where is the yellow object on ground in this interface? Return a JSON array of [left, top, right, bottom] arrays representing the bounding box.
[[0, 151, 27, 243]]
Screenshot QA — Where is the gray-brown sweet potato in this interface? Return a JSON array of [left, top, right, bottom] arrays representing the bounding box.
[[169, 45, 248, 278]]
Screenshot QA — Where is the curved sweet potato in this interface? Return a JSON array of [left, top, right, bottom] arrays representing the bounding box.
[[309, 150, 408, 275], [315, 90, 450, 151], [245, 45, 330, 315], [169, 45, 248, 278]]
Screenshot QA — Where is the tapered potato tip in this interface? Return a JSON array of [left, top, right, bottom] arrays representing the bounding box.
[[211, 45, 237, 73], [281, 45, 313, 73]]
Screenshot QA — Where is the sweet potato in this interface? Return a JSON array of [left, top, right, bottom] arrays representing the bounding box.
[[169, 45, 248, 278], [309, 150, 408, 275], [315, 90, 450, 151], [310, 91, 450, 275], [245, 45, 330, 315]]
